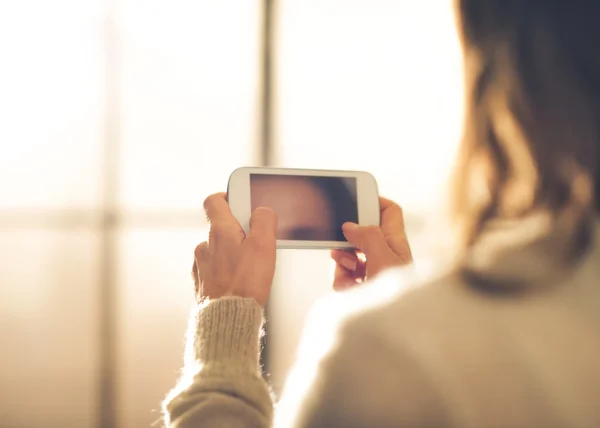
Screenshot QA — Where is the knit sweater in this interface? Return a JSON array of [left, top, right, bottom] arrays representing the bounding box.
[[163, 221, 600, 428]]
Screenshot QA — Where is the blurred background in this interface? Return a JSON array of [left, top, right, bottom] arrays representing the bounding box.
[[0, 1, 463, 427]]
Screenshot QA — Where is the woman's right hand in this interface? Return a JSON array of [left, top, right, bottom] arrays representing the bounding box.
[[330, 197, 413, 291]]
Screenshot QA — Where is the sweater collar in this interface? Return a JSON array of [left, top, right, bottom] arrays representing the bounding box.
[[462, 214, 600, 287]]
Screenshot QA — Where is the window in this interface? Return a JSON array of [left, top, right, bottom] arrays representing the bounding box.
[[1, 1, 261, 427], [0, 1, 462, 426]]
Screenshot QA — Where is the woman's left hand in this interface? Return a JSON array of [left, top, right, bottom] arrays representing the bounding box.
[[191, 192, 278, 307], [330, 197, 413, 291]]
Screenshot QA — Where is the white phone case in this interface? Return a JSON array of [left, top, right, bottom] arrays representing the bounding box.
[[227, 167, 380, 249]]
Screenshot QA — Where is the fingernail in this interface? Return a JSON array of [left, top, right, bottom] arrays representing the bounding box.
[[339, 257, 357, 271], [253, 206, 275, 215], [342, 222, 359, 232]]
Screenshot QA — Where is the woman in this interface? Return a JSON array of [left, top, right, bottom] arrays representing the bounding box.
[[164, 0, 600, 426]]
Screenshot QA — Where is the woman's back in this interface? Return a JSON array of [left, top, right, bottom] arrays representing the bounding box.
[[287, 223, 600, 427]]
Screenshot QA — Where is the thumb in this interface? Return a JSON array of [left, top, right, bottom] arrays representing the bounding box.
[[342, 222, 392, 273], [248, 206, 278, 239]]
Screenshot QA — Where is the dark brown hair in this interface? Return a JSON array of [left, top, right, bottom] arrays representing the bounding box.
[[451, 0, 600, 260]]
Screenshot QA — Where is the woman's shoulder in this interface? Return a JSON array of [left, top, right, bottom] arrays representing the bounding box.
[[287, 263, 459, 426], [306, 258, 484, 360], [321, 258, 466, 324]]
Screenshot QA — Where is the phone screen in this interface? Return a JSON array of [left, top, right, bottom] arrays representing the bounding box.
[[250, 174, 359, 241]]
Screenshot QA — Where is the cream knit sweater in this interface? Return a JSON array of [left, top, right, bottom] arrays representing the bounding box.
[[163, 222, 600, 428]]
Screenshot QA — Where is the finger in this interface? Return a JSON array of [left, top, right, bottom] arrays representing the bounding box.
[[330, 249, 367, 276], [193, 242, 209, 296], [331, 250, 366, 291], [248, 207, 278, 239], [204, 192, 235, 224], [379, 197, 413, 263], [342, 223, 391, 262], [208, 221, 245, 247], [354, 253, 367, 279], [191, 259, 198, 292], [237, 208, 278, 304], [386, 235, 412, 263], [378, 196, 397, 211], [205, 193, 245, 245], [330, 249, 359, 272], [379, 197, 405, 235], [332, 264, 359, 291], [333, 262, 366, 290], [243, 207, 277, 266]]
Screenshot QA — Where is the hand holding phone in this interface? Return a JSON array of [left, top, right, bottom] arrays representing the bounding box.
[[193, 193, 277, 307], [227, 167, 380, 249], [330, 197, 413, 291], [193, 168, 412, 306]]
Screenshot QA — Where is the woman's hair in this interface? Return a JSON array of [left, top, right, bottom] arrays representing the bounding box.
[[451, 0, 600, 262]]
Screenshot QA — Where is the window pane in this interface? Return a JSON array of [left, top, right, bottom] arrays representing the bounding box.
[[0, 230, 99, 427], [271, 0, 463, 389], [118, 1, 261, 210], [269, 250, 333, 392], [0, 1, 105, 209], [275, 0, 463, 213], [117, 228, 204, 428]]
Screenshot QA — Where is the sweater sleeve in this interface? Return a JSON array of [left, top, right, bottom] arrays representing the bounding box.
[[163, 297, 273, 428], [163, 283, 443, 428]]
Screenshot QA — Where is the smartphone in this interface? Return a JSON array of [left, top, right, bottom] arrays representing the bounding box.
[[227, 167, 380, 249]]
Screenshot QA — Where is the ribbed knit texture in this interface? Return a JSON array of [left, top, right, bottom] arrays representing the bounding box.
[[194, 297, 264, 373]]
